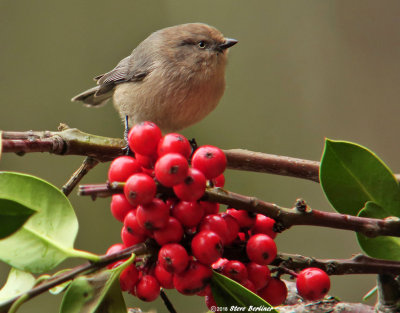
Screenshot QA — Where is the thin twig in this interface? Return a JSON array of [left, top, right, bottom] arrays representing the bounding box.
[[159, 290, 178, 313], [62, 157, 99, 196]]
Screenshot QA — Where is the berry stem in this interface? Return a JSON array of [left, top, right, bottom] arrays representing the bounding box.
[[159, 290, 178, 313]]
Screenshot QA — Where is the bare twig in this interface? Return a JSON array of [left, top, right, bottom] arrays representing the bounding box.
[[62, 157, 99, 196]]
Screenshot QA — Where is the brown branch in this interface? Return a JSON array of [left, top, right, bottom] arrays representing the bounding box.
[[0, 242, 150, 313], [274, 253, 400, 275], [78, 183, 400, 239], [0, 128, 321, 182], [62, 157, 99, 196]]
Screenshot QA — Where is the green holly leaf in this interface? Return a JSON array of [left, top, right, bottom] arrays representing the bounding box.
[[0, 172, 98, 273]]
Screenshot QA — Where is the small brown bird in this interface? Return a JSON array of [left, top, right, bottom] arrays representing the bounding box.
[[71, 23, 237, 133]]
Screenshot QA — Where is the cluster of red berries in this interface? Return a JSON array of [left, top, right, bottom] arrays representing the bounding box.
[[105, 121, 331, 307]]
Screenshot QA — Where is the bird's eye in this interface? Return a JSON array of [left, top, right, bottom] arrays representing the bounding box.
[[197, 41, 206, 49]]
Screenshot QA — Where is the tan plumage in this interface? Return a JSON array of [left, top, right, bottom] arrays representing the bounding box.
[[71, 23, 237, 132]]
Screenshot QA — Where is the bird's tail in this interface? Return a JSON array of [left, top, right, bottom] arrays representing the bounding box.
[[71, 85, 113, 107]]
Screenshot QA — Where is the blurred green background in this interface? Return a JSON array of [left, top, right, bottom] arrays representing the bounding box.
[[1, 0, 400, 312]]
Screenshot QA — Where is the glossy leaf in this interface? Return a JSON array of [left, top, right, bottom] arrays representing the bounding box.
[[60, 255, 134, 313], [0, 199, 35, 239], [211, 271, 277, 313], [357, 202, 400, 260], [0, 268, 35, 304], [320, 139, 400, 216], [0, 172, 97, 273]]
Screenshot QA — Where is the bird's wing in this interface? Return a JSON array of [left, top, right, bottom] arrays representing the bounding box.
[[94, 55, 151, 96]]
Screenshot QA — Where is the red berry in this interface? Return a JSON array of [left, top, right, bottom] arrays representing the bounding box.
[[136, 198, 169, 230], [173, 260, 212, 295], [110, 194, 135, 222], [211, 173, 225, 188], [153, 216, 184, 245], [154, 262, 174, 289], [123, 173, 156, 206], [251, 214, 277, 239], [241, 279, 256, 292], [128, 121, 162, 156], [199, 201, 219, 215], [157, 133, 191, 159], [192, 230, 223, 265], [158, 243, 189, 274], [105, 243, 125, 269], [134, 275, 160, 301], [221, 213, 240, 245], [212, 258, 229, 272], [223, 260, 248, 283], [173, 168, 206, 201], [199, 214, 229, 245], [120, 264, 139, 292], [227, 208, 256, 229], [121, 226, 146, 247], [257, 278, 287, 306], [123, 211, 147, 237], [155, 153, 189, 187], [247, 262, 271, 291], [197, 284, 212, 297], [108, 156, 141, 183], [296, 268, 330, 301], [171, 201, 204, 228], [246, 234, 277, 265], [192, 145, 226, 179]]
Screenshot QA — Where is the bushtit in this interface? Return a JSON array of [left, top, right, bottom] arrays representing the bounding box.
[[71, 23, 237, 133]]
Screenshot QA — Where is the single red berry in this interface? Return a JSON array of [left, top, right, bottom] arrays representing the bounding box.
[[123, 173, 156, 206], [257, 278, 288, 306], [155, 153, 189, 187], [105, 243, 125, 269], [153, 216, 184, 246], [192, 145, 226, 179], [227, 208, 257, 229], [199, 214, 229, 245], [223, 260, 248, 283], [171, 201, 204, 228], [157, 133, 191, 159], [241, 279, 256, 293], [123, 210, 147, 237], [120, 263, 139, 292], [128, 121, 162, 156], [121, 226, 146, 247], [220, 213, 240, 245], [134, 275, 160, 301], [154, 262, 174, 289], [199, 201, 219, 215], [212, 258, 229, 272], [136, 198, 170, 230], [173, 260, 212, 295], [173, 168, 206, 201], [246, 234, 277, 265], [251, 214, 277, 239], [211, 173, 225, 188], [192, 230, 223, 265], [110, 194, 135, 222], [296, 268, 330, 301], [158, 243, 189, 274], [247, 262, 271, 291], [108, 156, 141, 183]]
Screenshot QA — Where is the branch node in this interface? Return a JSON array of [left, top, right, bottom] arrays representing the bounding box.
[[295, 198, 310, 213]]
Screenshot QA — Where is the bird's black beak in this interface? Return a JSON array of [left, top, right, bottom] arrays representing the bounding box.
[[219, 38, 238, 50]]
